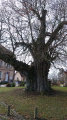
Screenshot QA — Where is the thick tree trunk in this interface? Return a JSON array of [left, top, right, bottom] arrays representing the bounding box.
[[26, 60, 51, 93], [36, 61, 51, 93]]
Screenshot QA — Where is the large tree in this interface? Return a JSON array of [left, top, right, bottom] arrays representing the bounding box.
[[0, 0, 67, 92]]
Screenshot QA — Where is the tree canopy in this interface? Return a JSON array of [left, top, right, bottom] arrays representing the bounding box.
[[0, 0, 67, 92]]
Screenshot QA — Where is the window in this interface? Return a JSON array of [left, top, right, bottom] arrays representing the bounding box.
[[7, 64, 10, 68], [10, 76, 12, 80], [2, 61, 5, 66], [0, 71, 2, 79], [0, 60, 3, 67], [0, 71, 3, 79], [7, 64, 12, 69]]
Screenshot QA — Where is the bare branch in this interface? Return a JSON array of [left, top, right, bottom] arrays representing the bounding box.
[[46, 21, 67, 46]]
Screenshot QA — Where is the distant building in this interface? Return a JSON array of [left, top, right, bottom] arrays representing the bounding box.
[[63, 71, 67, 86], [14, 72, 26, 82], [58, 69, 67, 86], [0, 44, 15, 82], [0, 59, 15, 82]]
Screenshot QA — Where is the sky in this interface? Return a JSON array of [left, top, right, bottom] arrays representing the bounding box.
[[48, 67, 59, 80], [0, 0, 1, 5]]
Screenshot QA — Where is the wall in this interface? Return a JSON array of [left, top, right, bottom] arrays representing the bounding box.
[[0, 59, 15, 81], [14, 72, 22, 81], [14, 72, 26, 81]]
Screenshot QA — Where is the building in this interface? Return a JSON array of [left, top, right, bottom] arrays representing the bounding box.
[[14, 72, 26, 82], [63, 71, 67, 86], [0, 44, 15, 82], [0, 59, 15, 82], [58, 69, 67, 86]]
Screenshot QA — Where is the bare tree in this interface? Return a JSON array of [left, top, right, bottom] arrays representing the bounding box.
[[0, 0, 67, 93]]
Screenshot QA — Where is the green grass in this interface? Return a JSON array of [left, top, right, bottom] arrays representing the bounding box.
[[0, 87, 21, 92], [0, 86, 67, 120], [52, 86, 67, 92]]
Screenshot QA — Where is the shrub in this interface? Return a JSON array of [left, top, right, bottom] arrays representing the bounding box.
[[51, 79, 58, 85], [0, 81, 8, 85], [6, 83, 11, 87], [20, 81, 26, 86], [11, 82, 15, 87]]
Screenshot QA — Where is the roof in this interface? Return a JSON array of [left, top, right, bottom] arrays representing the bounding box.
[[64, 71, 67, 74]]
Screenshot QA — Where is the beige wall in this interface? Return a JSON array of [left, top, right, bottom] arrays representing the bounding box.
[[14, 72, 22, 81], [14, 72, 26, 81]]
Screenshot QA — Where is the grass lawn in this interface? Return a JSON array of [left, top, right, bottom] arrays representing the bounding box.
[[0, 86, 67, 120]]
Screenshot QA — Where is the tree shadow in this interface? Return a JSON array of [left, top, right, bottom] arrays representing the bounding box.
[[35, 117, 48, 120], [46, 88, 67, 98], [55, 90, 67, 96]]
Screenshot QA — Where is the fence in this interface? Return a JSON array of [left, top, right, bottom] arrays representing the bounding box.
[[0, 101, 38, 120], [0, 101, 26, 120]]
